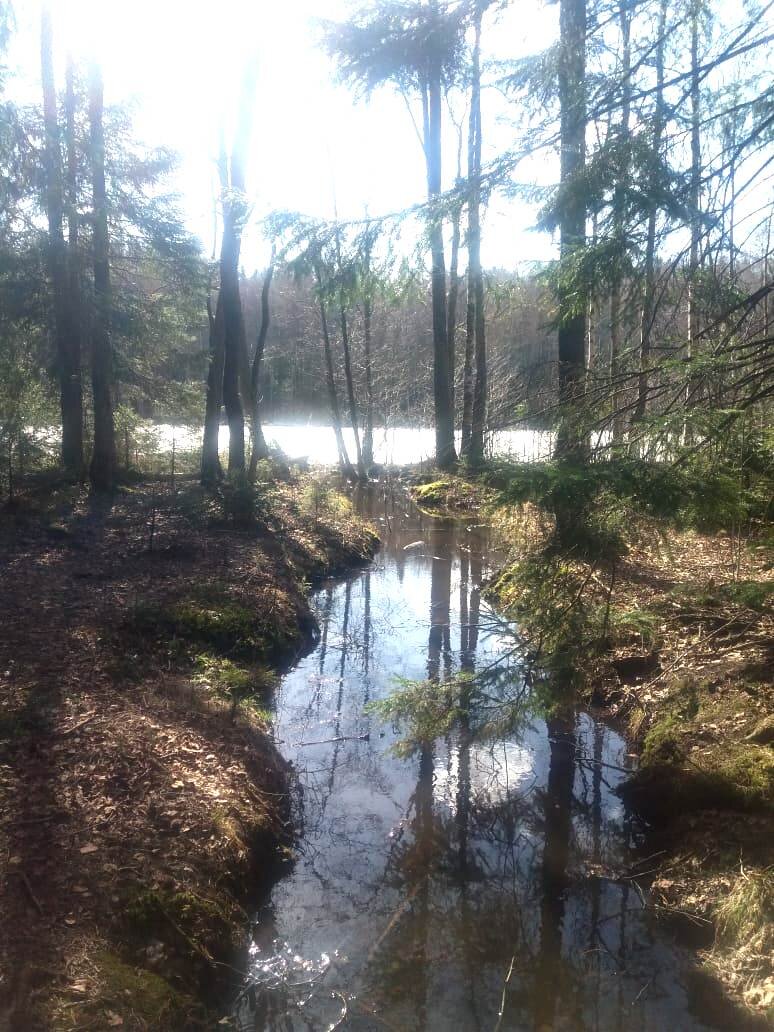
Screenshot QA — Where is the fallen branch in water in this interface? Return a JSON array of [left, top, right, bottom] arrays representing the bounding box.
[[493, 954, 517, 1032], [297, 733, 370, 747], [366, 880, 423, 963]]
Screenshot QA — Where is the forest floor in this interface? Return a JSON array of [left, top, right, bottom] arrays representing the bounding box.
[[0, 470, 377, 1031], [410, 468, 774, 1024]]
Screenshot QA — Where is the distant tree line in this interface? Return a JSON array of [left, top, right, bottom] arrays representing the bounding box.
[[0, 0, 771, 494]]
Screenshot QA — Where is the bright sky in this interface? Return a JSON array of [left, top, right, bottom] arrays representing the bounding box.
[[13, 1, 770, 276], [10, 0, 559, 272]]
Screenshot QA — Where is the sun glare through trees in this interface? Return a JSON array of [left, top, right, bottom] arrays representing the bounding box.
[[0, 0, 772, 1028]]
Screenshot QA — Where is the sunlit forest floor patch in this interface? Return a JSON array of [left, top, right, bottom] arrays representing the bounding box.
[[0, 471, 377, 1030], [410, 463, 774, 1019]]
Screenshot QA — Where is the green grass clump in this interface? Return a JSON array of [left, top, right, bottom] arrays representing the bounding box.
[[411, 474, 495, 516], [193, 653, 275, 719], [128, 595, 267, 656], [720, 580, 774, 610], [626, 670, 774, 818], [630, 734, 774, 815], [642, 714, 686, 767], [169, 601, 262, 650], [194, 654, 253, 693], [299, 478, 356, 523], [715, 868, 774, 949], [124, 888, 238, 955], [482, 455, 771, 535], [670, 579, 774, 612], [716, 748, 774, 809], [87, 949, 190, 1029], [605, 606, 661, 648], [413, 479, 449, 505]]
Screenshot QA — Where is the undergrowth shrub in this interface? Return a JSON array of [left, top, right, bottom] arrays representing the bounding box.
[[483, 453, 772, 537], [218, 474, 269, 528]]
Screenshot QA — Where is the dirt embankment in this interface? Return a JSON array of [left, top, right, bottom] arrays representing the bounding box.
[[0, 472, 378, 1030], [410, 469, 773, 1022]]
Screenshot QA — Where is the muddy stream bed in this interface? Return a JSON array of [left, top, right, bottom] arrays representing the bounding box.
[[235, 485, 715, 1031]]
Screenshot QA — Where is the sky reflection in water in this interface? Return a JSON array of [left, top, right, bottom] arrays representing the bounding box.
[[241, 486, 713, 1031]]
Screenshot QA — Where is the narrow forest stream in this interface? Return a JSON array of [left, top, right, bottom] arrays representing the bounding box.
[[237, 484, 715, 1031]]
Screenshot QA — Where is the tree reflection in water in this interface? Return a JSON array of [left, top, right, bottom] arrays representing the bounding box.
[[238, 486, 715, 1032]]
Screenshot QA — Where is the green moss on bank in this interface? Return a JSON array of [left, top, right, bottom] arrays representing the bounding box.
[[124, 886, 241, 962], [51, 948, 195, 1031], [621, 672, 774, 817], [128, 596, 276, 656], [3, 471, 379, 1030], [411, 472, 498, 516], [411, 460, 773, 1022]]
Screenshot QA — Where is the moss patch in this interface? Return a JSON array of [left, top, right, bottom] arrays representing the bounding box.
[[410, 472, 498, 515], [405, 461, 773, 1023], [124, 887, 240, 961], [0, 471, 378, 1029], [51, 948, 195, 1031], [126, 592, 294, 659], [623, 675, 774, 818]]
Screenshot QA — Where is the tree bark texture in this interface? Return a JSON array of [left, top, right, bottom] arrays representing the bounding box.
[[41, 8, 83, 476], [87, 59, 116, 490], [555, 0, 587, 460]]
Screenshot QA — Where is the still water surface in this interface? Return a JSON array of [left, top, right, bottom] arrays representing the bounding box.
[[153, 423, 555, 467], [240, 487, 712, 1031]]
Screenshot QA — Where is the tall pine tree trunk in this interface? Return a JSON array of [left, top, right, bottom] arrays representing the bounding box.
[[201, 141, 228, 485], [360, 229, 376, 470], [314, 263, 355, 480], [63, 50, 84, 470], [87, 59, 116, 490], [248, 262, 274, 479], [362, 291, 375, 469], [201, 292, 225, 484], [609, 0, 631, 443], [468, 3, 487, 468], [335, 229, 365, 479], [634, 0, 667, 427], [424, 24, 455, 468], [460, 271, 475, 456], [220, 210, 245, 473], [685, 0, 702, 442], [41, 8, 83, 476], [460, 87, 477, 460], [447, 200, 461, 430], [221, 70, 256, 475], [555, 0, 587, 461], [339, 300, 365, 479]]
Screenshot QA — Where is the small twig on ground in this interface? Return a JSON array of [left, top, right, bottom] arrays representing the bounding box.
[[18, 870, 44, 916], [59, 712, 97, 737], [638, 616, 758, 694], [12, 812, 68, 826]]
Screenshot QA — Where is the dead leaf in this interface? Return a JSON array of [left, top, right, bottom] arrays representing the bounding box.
[[79, 843, 98, 854]]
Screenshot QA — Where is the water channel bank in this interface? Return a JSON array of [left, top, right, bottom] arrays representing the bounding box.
[[236, 480, 770, 1031], [0, 472, 377, 1030], [412, 470, 774, 1024]]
